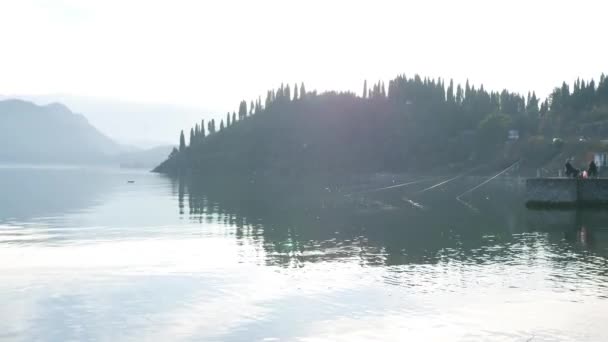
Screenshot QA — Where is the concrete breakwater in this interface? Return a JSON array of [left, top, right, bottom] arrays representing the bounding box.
[[526, 178, 608, 206]]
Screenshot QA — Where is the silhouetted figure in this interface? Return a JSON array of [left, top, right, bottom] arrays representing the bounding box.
[[565, 160, 579, 178], [588, 160, 598, 178]]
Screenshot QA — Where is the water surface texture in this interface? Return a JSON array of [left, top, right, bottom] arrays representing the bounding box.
[[1, 166, 608, 342]]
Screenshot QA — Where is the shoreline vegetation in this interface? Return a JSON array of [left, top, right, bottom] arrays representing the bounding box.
[[154, 74, 608, 181]]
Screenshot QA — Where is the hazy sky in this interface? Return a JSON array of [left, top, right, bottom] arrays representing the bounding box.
[[1, 0, 607, 112]]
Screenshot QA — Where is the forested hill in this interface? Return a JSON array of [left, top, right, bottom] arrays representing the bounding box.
[[154, 74, 608, 179]]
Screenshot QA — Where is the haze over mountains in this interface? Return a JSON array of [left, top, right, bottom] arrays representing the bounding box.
[[0, 99, 173, 167], [0, 94, 212, 148]]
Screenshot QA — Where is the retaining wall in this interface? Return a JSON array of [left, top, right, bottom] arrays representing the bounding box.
[[526, 178, 577, 205], [526, 178, 608, 206]]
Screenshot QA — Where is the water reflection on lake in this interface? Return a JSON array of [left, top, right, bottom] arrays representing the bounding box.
[[1, 166, 608, 341]]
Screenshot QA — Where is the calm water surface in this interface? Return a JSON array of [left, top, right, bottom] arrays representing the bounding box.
[[1, 166, 608, 341]]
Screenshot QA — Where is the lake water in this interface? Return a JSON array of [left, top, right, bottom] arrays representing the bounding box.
[[1, 166, 608, 341]]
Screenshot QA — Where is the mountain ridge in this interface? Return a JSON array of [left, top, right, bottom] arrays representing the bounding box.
[[0, 98, 172, 167]]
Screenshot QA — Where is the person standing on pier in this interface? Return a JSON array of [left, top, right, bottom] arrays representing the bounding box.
[[588, 159, 598, 178], [565, 159, 579, 178]]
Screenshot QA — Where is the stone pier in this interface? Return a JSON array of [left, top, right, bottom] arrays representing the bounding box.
[[526, 178, 608, 206]]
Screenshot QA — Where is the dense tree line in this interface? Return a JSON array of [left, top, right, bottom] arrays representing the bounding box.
[[540, 75, 608, 136], [154, 73, 608, 178]]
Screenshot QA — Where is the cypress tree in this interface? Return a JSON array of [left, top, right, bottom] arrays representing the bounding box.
[[220, 120, 224, 131], [179, 130, 186, 152], [232, 112, 236, 124], [447, 79, 455, 103], [363, 80, 367, 99], [227, 112, 231, 126], [293, 83, 299, 100], [526, 92, 539, 114], [250, 101, 254, 115], [300, 83, 306, 100], [201, 120, 206, 138], [277, 84, 283, 100], [598, 74, 608, 104], [265, 91, 272, 109], [561, 81, 570, 106], [238, 101, 247, 119], [456, 84, 463, 104], [540, 100, 549, 116], [190, 128, 194, 146]]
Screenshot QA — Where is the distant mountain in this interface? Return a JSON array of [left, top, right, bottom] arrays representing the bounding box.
[[0, 99, 126, 164], [0, 94, 212, 148], [113, 145, 175, 169]]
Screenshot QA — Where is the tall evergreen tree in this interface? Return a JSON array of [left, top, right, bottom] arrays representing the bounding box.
[[456, 84, 463, 104], [293, 83, 299, 100], [220, 119, 224, 131], [238, 100, 247, 119], [227, 112, 231, 126], [278, 83, 284, 101], [598, 74, 608, 104], [526, 91, 539, 114], [190, 128, 194, 146], [300, 83, 306, 100], [447, 79, 455, 103], [179, 130, 186, 152], [232, 112, 236, 124], [201, 120, 206, 138], [363, 80, 368, 99], [265, 91, 272, 109]]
